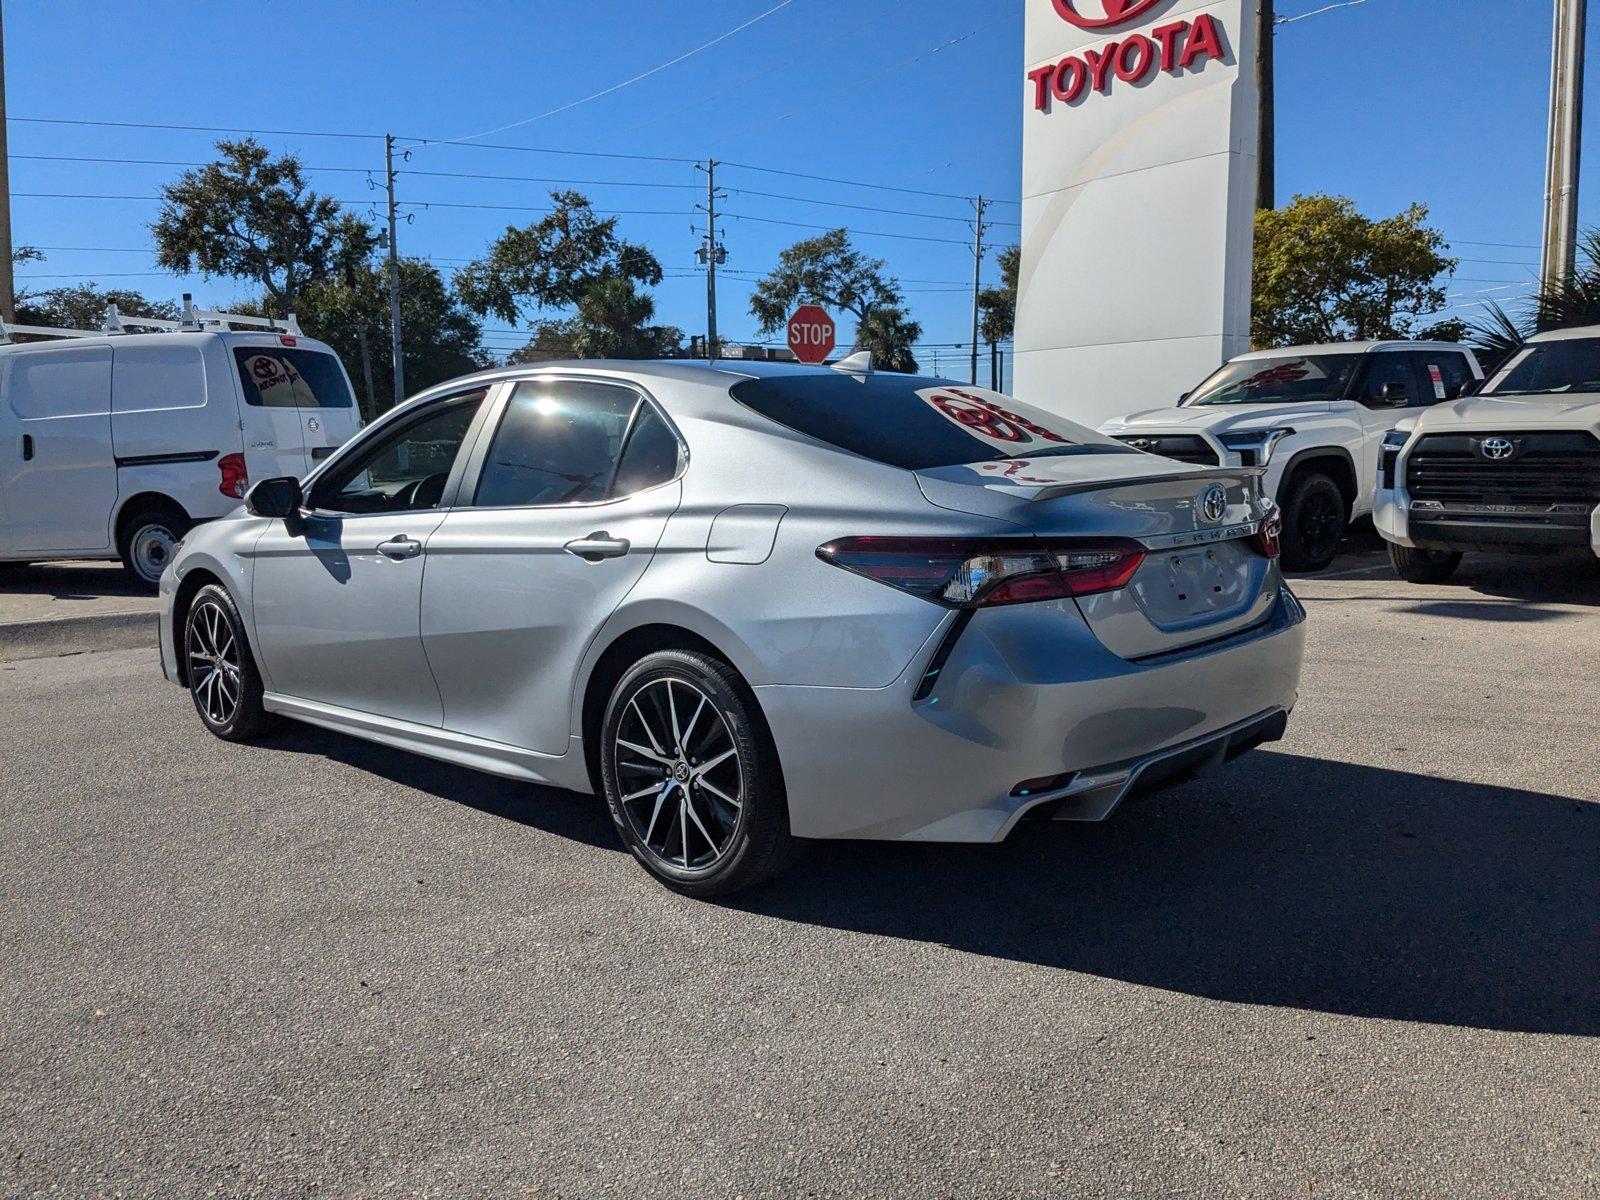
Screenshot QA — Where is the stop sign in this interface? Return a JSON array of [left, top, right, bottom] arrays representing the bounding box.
[[786, 304, 836, 365]]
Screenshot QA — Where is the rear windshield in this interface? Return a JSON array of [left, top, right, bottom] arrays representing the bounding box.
[[233, 346, 355, 408], [729, 375, 1127, 471], [1482, 337, 1600, 396], [1184, 353, 1360, 406]]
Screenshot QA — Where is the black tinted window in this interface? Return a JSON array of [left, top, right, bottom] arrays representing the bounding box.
[[1410, 351, 1473, 403], [234, 346, 354, 408], [612, 403, 683, 496], [729, 375, 1121, 471], [1358, 355, 1412, 406], [475, 381, 638, 507]]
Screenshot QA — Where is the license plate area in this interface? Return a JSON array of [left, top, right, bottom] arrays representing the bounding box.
[[1131, 540, 1257, 627]]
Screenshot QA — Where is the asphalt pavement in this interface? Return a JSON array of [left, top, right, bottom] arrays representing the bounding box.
[[2, 540, 1597, 1198]]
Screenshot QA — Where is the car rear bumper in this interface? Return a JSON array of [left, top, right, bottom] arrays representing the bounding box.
[[754, 586, 1306, 842]]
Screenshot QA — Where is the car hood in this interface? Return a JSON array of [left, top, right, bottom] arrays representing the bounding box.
[[1103, 401, 1335, 433], [1412, 391, 1600, 432]]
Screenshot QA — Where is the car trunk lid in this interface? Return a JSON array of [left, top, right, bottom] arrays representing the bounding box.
[[915, 454, 1279, 658]]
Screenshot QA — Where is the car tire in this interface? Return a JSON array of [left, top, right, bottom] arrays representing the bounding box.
[[600, 649, 796, 898], [1387, 542, 1463, 584], [119, 504, 190, 590], [1278, 471, 1347, 572], [183, 583, 271, 742]]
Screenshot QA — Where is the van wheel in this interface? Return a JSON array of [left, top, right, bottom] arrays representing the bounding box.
[[1388, 542, 1462, 584], [118, 504, 190, 590], [184, 583, 270, 741], [600, 649, 797, 898], [1279, 471, 1347, 572]]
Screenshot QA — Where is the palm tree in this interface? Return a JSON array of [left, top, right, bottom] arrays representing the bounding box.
[[1468, 228, 1600, 372]]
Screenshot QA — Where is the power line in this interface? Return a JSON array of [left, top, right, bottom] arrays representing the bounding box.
[[726, 211, 972, 246], [428, 0, 799, 145], [8, 115, 383, 140], [400, 167, 698, 190]]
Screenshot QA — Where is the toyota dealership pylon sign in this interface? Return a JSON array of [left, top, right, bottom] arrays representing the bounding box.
[[786, 305, 836, 365], [1014, 0, 1258, 426]]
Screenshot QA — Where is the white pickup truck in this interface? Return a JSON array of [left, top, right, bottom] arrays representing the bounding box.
[[1101, 341, 1483, 571], [1375, 324, 1600, 583]]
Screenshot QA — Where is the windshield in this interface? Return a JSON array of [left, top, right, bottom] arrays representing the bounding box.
[[1482, 337, 1600, 396], [729, 376, 1132, 471], [1184, 353, 1360, 406]]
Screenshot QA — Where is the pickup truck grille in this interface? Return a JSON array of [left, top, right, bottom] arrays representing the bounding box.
[[1112, 434, 1219, 466], [1407, 431, 1600, 506]]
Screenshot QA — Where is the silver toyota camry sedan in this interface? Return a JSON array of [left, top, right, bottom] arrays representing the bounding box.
[[159, 359, 1307, 896]]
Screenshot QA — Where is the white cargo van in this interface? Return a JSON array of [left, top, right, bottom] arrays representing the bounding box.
[[0, 311, 363, 586]]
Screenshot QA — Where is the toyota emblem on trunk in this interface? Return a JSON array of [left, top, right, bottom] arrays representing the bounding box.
[[1200, 484, 1227, 523], [1479, 436, 1515, 460]]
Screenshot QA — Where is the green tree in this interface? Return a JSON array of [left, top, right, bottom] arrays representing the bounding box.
[[242, 258, 485, 417], [748, 228, 920, 368], [978, 244, 1020, 386], [16, 281, 179, 333], [455, 191, 671, 359], [153, 138, 378, 314], [1252, 194, 1456, 346]]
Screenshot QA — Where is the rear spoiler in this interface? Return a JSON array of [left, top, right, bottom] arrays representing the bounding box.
[[1032, 465, 1266, 502]]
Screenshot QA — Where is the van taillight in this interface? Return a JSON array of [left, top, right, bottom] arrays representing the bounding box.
[[218, 453, 249, 500], [816, 536, 1146, 608]]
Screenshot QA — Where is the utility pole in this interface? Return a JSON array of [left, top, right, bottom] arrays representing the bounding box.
[[1541, 0, 1587, 292], [383, 134, 406, 407], [1256, 0, 1275, 210], [969, 195, 988, 386], [696, 160, 726, 359], [0, 0, 15, 322]]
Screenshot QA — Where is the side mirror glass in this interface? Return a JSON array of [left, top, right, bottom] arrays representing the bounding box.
[[246, 476, 303, 519]]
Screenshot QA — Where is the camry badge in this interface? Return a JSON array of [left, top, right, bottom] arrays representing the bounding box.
[[1479, 436, 1515, 460], [1200, 484, 1227, 524]]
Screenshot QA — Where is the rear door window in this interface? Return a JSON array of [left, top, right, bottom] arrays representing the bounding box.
[[233, 346, 355, 409], [729, 376, 1122, 470], [1355, 354, 1413, 407], [474, 380, 641, 508]]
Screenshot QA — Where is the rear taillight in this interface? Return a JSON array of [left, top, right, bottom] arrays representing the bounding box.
[[1251, 507, 1282, 559], [816, 537, 1146, 608], [218, 452, 249, 500]]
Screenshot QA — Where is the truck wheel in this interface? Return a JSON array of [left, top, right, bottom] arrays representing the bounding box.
[[118, 504, 190, 590], [1279, 471, 1347, 572], [1388, 542, 1462, 584]]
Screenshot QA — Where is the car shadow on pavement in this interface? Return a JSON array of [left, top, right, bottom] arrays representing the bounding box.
[[736, 751, 1600, 1037]]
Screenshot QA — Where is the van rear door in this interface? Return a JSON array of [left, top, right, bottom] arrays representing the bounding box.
[[0, 346, 117, 553], [230, 339, 360, 477]]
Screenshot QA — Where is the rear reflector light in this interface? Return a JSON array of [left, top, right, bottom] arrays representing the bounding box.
[[1251, 507, 1282, 559], [816, 536, 1146, 609], [279, 335, 297, 346], [218, 452, 249, 500]]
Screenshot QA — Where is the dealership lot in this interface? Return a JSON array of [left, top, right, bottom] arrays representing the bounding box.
[[2, 543, 1597, 1198]]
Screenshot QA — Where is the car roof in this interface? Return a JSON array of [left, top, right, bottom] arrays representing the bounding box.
[[1228, 340, 1469, 361], [409, 357, 937, 398], [0, 329, 336, 353], [1524, 323, 1600, 343]]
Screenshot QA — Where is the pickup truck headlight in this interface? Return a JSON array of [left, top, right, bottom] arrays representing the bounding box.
[[1381, 429, 1411, 451], [1379, 429, 1412, 489], [1219, 428, 1293, 466]]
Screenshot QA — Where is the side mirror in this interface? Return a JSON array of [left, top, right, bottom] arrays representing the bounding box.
[[1458, 378, 1482, 397], [246, 476, 303, 519], [1377, 381, 1409, 407], [1178, 390, 1192, 403]]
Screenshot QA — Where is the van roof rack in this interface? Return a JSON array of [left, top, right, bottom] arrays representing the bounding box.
[[0, 293, 302, 344]]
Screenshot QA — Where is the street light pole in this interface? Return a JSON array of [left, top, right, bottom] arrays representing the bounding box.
[[1541, 0, 1587, 293], [384, 133, 406, 407]]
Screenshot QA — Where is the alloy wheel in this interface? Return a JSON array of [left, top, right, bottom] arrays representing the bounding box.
[[186, 600, 242, 727], [1296, 490, 1343, 561], [613, 677, 745, 873]]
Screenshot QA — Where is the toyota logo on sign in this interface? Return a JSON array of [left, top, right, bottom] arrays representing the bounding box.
[[1051, 0, 1163, 29], [1479, 437, 1516, 461]]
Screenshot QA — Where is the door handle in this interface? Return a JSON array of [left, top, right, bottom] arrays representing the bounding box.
[[564, 531, 630, 561], [376, 535, 423, 560], [21, 434, 33, 461]]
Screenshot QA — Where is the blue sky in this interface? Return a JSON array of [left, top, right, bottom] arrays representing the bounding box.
[[4, 0, 1592, 367]]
